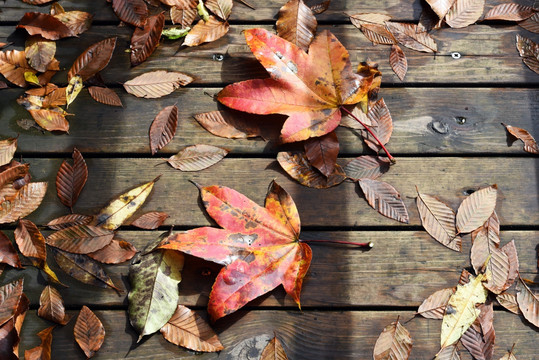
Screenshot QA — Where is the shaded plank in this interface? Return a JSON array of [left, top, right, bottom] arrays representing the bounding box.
[[2, 230, 536, 308], [1, 88, 537, 155], [1, 25, 538, 85], [18, 310, 538, 359]]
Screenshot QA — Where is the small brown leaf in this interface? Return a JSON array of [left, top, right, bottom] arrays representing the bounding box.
[[426, 0, 456, 19], [373, 320, 413, 360], [434, 344, 461, 360], [389, 44, 407, 81], [361, 98, 393, 153], [276, 0, 317, 52], [444, 0, 485, 28], [160, 305, 223, 352], [25, 36, 56, 73], [516, 34, 539, 75], [0, 138, 17, 167], [0, 279, 24, 327], [456, 184, 497, 233], [358, 179, 409, 223], [53, 11, 93, 36], [343, 155, 390, 181], [310, 0, 331, 15], [183, 16, 229, 47], [112, 0, 148, 27], [124, 70, 193, 98], [149, 105, 178, 154], [17, 12, 75, 40], [38, 286, 70, 325], [14, 219, 47, 262], [24, 325, 54, 360], [515, 277, 539, 328], [260, 334, 289, 360], [417, 287, 455, 319], [68, 37, 117, 81], [205, 0, 233, 20], [484, 4, 537, 21], [168, 144, 229, 171], [0, 231, 21, 269], [304, 131, 339, 177], [28, 109, 69, 132], [194, 110, 279, 139], [277, 151, 345, 189], [0, 161, 29, 190], [460, 302, 495, 360], [385, 22, 437, 52], [87, 239, 137, 264], [46, 225, 114, 254], [349, 14, 395, 44], [502, 122, 538, 154], [497, 292, 521, 315], [131, 211, 169, 229], [56, 148, 88, 209], [170, 6, 197, 28], [88, 86, 123, 107], [46, 214, 94, 230], [519, 13, 539, 33], [130, 12, 165, 66], [471, 211, 499, 245], [74, 306, 105, 358]]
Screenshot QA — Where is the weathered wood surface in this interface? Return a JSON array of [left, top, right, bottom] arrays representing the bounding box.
[[18, 310, 537, 359], [16, 157, 539, 227], [2, 230, 536, 307], [1, 25, 538, 85], [2, 88, 537, 155]]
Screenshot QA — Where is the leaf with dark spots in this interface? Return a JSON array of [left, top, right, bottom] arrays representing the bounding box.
[[130, 12, 165, 66], [277, 151, 346, 189], [56, 148, 88, 210], [304, 131, 339, 177]]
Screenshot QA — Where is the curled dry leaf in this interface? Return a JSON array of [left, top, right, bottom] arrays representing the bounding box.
[[168, 144, 229, 171], [124, 70, 194, 98], [53, 10, 93, 36], [47, 214, 94, 230], [0, 231, 22, 269], [456, 184, 497, 234], [149, 105, 178, 154], [17, 12, 75, 40], [160, 305, 223, 352], [194, 110, 279, 140], [46, 225, 114, 254], [385, 22, 437, 52], [358, 179, 409, 223], [28, 109, 69, 132], [0, 161, 30, 190], [24, 325, 54, 360], [93, 177, 159, 230], [417, 287, 455, 319], [183, 16, 230, 47], [14, 219, 47, 262], [25, 36, 56, 73], [389, 44, 407, 81], [304, 131, 339, 177], [131, 211, 169, 229], [373, 320, 413, 360], [38, 286, 70, 325], [416, 191, 462, 252], [260, 335, 289, 360], [68, 37, 117, 81], [0, 138, 17, 167], [56, 148, 88, 210], [444, 0, 485, 28], [277, 151, 346, 189], [87, 239, 137, 264], [502, 122, 538, 154], [0, 279, 24, 327], [205, 0, 233, 20], [426, 0, 456, 19], [170, 6, 198, 28], [131, 12, 165, 66], [515, 277, 539, 328], [344, 155, 390, 181], [112, 0, 148, 27], [74, 306, 105, 359], [361, 98, 393, 152], [310, 0, 331, 15], [484, 4, 537, 21], [88, 87, 123, 107], [276, 0, 317, 52]]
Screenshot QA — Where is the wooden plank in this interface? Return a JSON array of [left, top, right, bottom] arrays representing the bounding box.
[[1, 25, 537, 85], [18, 310, 538, 359], [14, 157, 539, 227], [2, 230, 536, 308], [1, 87, 537, 155]]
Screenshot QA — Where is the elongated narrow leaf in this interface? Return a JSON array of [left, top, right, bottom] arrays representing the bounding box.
[[131, 12, 165, 66], [160, 305, 223, 352], [277, 151, 346, 189], [435, 344, 461, 360], [25, 36, 56, 73], [359, 179, 409, 223], [276, 0, 317, 52], [168, 144, 228, 171], [261, 335, 289, 360], [24, 325, 54, 360], [426, 0, 456, 19], [445, 0, 484, 28], [17, 12, 75, 40], [94, 177, 159, 230], [385, 22, 437, 52], [47, 214, 94, 230], [14, 219, 47, 261], [344, 155, 390, 181], [0, 231, 21, 269], [28, 109, 69, 132], [124, 70, 193, 98], [389, 44, 407, 81], [484, 4, 537, 21], [46, 225, 114, 254], [149, 105, 178, 154], [128, 249, 184, 340], [361, 98, 393, 152], [373, 320, 413, 360], [205, 0, 233, 20], [53, 10, 93, 36], [516, 278, 539, 328], [74, 306, 105, 358], [38, 286, 69, 325], [68, 37, 117, 81], [0, 279, 23, 327], [0, 138, 17, 167], [88, 86, 123, 107], [456, 185, 497, 233], [112, 0, 148, 27], [87, 239, 137, 264], [56, 148, 88, 209], [417, 287, 455, 319], [183, 16, 229, 47], [131, 212, 168, 229], [497, 292, 521, 315], [304, 131, 339, 177], [502, 123, 538, 154]]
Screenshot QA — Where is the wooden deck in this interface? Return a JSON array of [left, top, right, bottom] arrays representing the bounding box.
[[1, 0, 538, 359]]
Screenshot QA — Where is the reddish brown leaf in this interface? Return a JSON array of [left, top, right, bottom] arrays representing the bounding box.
[[358, 179, 409, 223], [0, 279, 24, 327], [277, 151, 346, 189], [304, 131, 339, 177], [87, 239, 137, 264], [460, 302, 495, 360], [310, 0, 331, 15], [350, 13, 396, 45], [17, 12, 75, 40], [519, 13, 539, 33], [361, 98, 393, 153], [14, 219, 47, 262], [46, 225, 114, 254], [38, 286, 70, 325], [456, 184, 497, 233], [160, 305, 224, 352], [130, 211, 169, 229], [484, 3, 537, 21], [206, 0, 233, 20], [46, 214, 94, 230], [149, 105, 178, 154], [28, 109, 69, 132], [0, 50, 38, 87], [0, 138, 17, 168], [24, 325, 54, 360], [68, 37, 117, 81], [389, 44, 407, 81], [130, 12, 165, 66], [25, 36, 56, 73], [426, 0, 456, 19], [502, 122, 538, 154], [444, 0, 485, 28], [12, 293, 29, 356], [183, 16, 229, 47], [88, 86, 123, 107], [193, 110, 279, 140], [417, 287, 455, 319], [276, 0, 317, 52], [516, 34, 539, 75], [53, 11, 93, 36], [502, 240, 519, 290], [516, 278, 539, 328], [74, 306, 105, 358], [163, 0, 197, 8], [0, 182, 47, 224], [0, 162, 29, 190], [260, 335, 289, 359], [0, 231, 21, 269], [167, 145, 229, 171], [373, 320, 413, 360], [385, 22, 437, 52], [170, 7, 197, 28], [123, 70, 193, 98], [471, 211, 499, 245], [56, 148, 88, 209], [112, 0, 148, 27], [344, 155, 390, 181], [497, 292, 521, 315]]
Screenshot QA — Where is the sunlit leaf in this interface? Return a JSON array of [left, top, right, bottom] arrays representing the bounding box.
[[205, 0, 233, 20], [456, 184, 497, 233], [183, 16, 229, 47], [519, 13, 539, 33], [123, 70, 194, 98], [162, 27, 191, 39], [360, 98, 393, 152], [434, 344, 461, 360], [373, 319, 413, 360], [46, 225, 114, 254], [17, 12, 75, 40], [53, 10, 93, 36], [56, 148, 88, 210], [111, 0, 148, 27], [65, 75, 83, 108], [149, 105, 178, 155], [502, 122, 538, 154], [88, 86, 123, 107], [167, 145, 229, 171], [343, 155, 390, 181], [385, 22, 437, 52], [0, 138, 17, 167], [358, 179, 409, 223], [496, 292, 521, 315], [25, 36, 56, 73], [131, 211, 169, 229], [194, 110, 279, 140], [304, 131, 339, 177], [260, 334, 289, 360], [389, 44, 407, 81], [444, 0, 484, 28], [425, 0, 456, 19], [515, 277, 539, 328], [47, 214, 94, 230], [74, 306, 105, 358], [24, 325, 54, 360], [417, 287, 455, 319], [484, 3, 537, 21], [276, 0, 317, 52], [87, 239, 137, 264], [37, 286, 69, 325]]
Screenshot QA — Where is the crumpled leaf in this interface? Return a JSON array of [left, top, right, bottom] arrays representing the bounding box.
[[167, 145, 229, 171], [68, 37, 117, 81], [74, 306, 105, 358], [158, 181, 312, 321], [111, 0, 148, 27], [456, 184, 497, 233], [183, 16, 229, 47], [128, 242, 184, 340], [124, 70, 193, 98], [515, 277, 539, 328], [276, 0, 317, 52], [37, 286, 70, 325], [344, 155, 390, 181], [0, 161, 29, 190], [47, 214, 94, 230], [417, 287, 455, 319], [0, 231, 21, 269], [149, 105, 178, 155], [373, 319, 413, 360], [131, 211, 168, 229], [444, 0, 485, 28], [218, 28, 378, 143], [130, 12, 165, 66], [358, 179, 409, 223], [0, 279, 24, 327], [484, 3, 537, 21], [88, 86, 123, 107], [160, 305, 223, 352], [0, 138, 17, 168], [87, 239, 137, 264], [389, 44, 407, 81], [304, 131, 339, 177], [24, 325, 54, 360], [46, 225, 114, 254], [385, 22, 437, 52], [14, 219, 47, 262], [277, 151, 346, 189], [17, 12, 75, 40], [260, 335, 289, 360], [502, 122, 538, 154], [310, 0, 331, 15], [56, 148, 88, 210], [25, 36, 56, 73]]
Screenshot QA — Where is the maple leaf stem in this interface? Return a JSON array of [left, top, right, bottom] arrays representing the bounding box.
[[300, 239, 373, 248], [339, 106, 396, 163]]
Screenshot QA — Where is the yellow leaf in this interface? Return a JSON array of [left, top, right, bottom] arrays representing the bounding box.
[[440, 272, 488, 349], [24, 71, 40, 86], [66, 75, 83, 108]]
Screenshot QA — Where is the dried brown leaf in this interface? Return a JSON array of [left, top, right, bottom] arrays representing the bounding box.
[[163, 0, 197, 8], [68, 37, 117, 81], [194, 110, 278, 139], [0, 138, 17, 168], [516, 34, 539, 75], [47, 214, 94, 230], [417, 287, 455, 319], [456, 184, 497, 233], [14, 219, 47, 261], [310, 1, 331, 15], [502, 122, 538, 154], [17, 12, 75, 40], [0, 162, 29, 191], [358, 179, 408, 223], [149, 105, 178, 154], [373, 320, 413, 360], [88, 86, 123, 107], [160, 305, 223, 352], [502, 240, 519, 290], [131, 12, 165, 66], [168, 144, 229, 171], [519, 13, 539, 33], [0, 50, 36, 87], [470, 229, 501, 280], [46, 225, 114, 254], [206, 0, 233, 20], [170, 7, 197, 28], [516, 277, 539, 328], [260, 334, 289, 360], [471, 211, 499, 245], [277, 151, 346, 189], [53, 10, 93, 36], [497, 292, 521, 315], [0, 279, 24, 327], [25, 36, 56, 73], [28, 109, 69, 132], [361, 98, 393, 152], [426, 0, 457, 19], [183, 16, 229, 47], [445, 0, 485, 28], [304, 131, 339, 177], [499, 348, 518, 360], [38, 286, 69, 325], [124, 70, 193, 98], [112, 0, 148, 27], [435, 344, 461, 360], [385, 22, 437, 52], [74, 306, 105, 358], [130, 211, 169, 229], [0, 231, 21, 269], [56, 148, 88, 209], [484, 4, 537, 21], [356, 23, 396, 45], [24, 325, 54, 360], [344, 155, 390, 181], [276, 0, 317, 52], [389, 44, 407, 81], [460, 302, 495, 360], [349, 13, 392, 26], [87, 239, 137, 264]]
